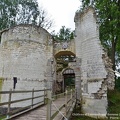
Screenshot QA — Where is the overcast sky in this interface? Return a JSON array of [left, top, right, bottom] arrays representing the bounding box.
[[37, 0, 81, 33]]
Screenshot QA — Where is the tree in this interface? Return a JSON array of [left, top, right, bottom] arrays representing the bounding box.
[[81, 0, 120, 71], [0, 0, 17, 30], [0, 0, 53, 31], [53, 26, 74, 41]]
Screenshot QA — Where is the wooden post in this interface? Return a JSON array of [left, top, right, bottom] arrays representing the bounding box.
[[7, 89, 12, 119], [31, 89, 34, 108], [65, 89, 68, 116], [75, 89, 77, 112], [47, 90, 52, 120], [71, 89, 72, 99], [76, 89, 77, 101]]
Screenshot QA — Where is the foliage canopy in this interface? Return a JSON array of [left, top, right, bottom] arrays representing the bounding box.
[[0, 0, 53, 31], [81, 0, 120, 71], [52, 26, 74, 41]]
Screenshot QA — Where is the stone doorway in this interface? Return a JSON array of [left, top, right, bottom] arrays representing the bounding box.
[[62, 68, 75, 92]]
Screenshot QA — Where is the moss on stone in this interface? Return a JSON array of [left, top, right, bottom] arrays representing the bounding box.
[[0, 77, 4, 101]]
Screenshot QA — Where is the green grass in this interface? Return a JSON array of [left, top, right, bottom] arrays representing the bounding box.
[[0, 116, 6, 120], [107, 89, 120, 113]]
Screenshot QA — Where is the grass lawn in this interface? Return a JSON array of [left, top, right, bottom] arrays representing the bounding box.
[[0, 116, 6, 120], [107, 89, 120, 114]]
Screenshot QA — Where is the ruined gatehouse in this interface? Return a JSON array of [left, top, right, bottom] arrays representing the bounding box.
[[0, 7, 114, 115]]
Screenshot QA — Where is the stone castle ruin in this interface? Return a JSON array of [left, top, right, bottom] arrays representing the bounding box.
[[0, 7, 114, 115]]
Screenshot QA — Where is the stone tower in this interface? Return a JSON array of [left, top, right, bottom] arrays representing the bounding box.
[[74, 7, 114, 115], [0, 24, 54, 107]]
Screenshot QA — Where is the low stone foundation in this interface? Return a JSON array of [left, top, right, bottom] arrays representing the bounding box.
[[82, 94, 107, 117]]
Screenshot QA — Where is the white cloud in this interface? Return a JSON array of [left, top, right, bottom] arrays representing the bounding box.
[[37, 0, 81, 33]]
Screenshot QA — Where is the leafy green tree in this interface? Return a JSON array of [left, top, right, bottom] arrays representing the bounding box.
[[16, 0, 39, 25], [0, 0, 17, 30], [0, 0, 53, 31], [53, 26, 74, 41], [81, 0, 120, 71]]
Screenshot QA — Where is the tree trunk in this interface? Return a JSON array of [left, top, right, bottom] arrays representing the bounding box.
[[111, 39, 116, 71]]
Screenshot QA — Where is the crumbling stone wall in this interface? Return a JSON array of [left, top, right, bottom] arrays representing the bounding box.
[[0, 25, 52, 80], [102, 51, 115, 90], [75, 7, 107, 83], [0, 7, 115, 113], [74, 7, 114, 115], [0, 24, 53, 107]]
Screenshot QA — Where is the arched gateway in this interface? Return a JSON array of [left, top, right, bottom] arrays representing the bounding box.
[[62, 68, 75, 91]]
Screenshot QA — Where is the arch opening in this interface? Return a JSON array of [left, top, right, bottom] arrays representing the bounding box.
[[62, 68, 75, 91], [55, 50, 76, 93]]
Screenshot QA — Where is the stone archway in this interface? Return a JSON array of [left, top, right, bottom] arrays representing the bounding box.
[[68, 57, 82, 101], [62, 68, 75, 92], [53, 40, 82, 100]]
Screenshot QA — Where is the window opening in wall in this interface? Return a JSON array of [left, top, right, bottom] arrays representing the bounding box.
[[13, 77, 17, 89]]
